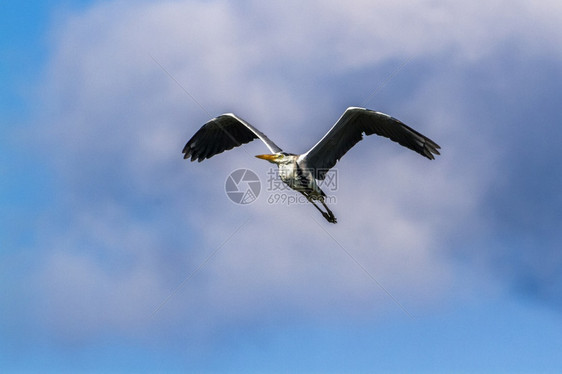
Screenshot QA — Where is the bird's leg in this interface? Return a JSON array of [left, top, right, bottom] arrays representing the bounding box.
[[319, 198, 337, 224], [299, 192, 337, 224], [299, 191, 324, 214]]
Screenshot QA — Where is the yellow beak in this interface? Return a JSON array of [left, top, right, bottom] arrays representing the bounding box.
[[255, 154, 279, 161]]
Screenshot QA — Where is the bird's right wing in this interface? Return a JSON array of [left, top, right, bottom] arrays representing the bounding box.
[[182, 113, 282, 162], [299, 107, 440, 179]]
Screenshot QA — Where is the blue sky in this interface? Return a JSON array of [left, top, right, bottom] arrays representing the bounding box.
[[2, 0, 562, 372]]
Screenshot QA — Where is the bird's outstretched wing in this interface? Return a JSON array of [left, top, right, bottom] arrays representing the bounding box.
[[298, 107, 441, 179], [183, 113, 282, 162]]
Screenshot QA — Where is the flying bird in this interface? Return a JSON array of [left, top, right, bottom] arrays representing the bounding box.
[[182, 107, 440, 223]]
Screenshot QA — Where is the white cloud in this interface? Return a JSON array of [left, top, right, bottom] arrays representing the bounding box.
[[34, 0, 561, 340]]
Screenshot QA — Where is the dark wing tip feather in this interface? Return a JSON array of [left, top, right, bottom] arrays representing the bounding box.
[[371, 110, 441, 160], [181, 114, 263, 162], [421, 137, 441, 160]]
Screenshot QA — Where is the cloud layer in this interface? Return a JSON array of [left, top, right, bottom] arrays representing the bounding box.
[[20, 0, 562, 345]]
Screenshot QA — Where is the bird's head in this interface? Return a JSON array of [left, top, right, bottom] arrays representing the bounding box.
[[255, 152, 294, 164]]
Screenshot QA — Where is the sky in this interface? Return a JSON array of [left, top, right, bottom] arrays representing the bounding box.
[[2, 0, 562, 372]]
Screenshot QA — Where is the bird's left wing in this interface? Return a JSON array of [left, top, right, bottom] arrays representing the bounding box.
[[298, 107, 440, 179], [183, 113, 282, 162]]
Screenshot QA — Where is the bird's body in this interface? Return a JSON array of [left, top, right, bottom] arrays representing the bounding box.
[[183, 107, 440, 223], [265, 152, 335, 221], [271, 154, 320, 195]]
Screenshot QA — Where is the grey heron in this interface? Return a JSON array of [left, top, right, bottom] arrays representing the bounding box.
[[183, 107, 440, 223]]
